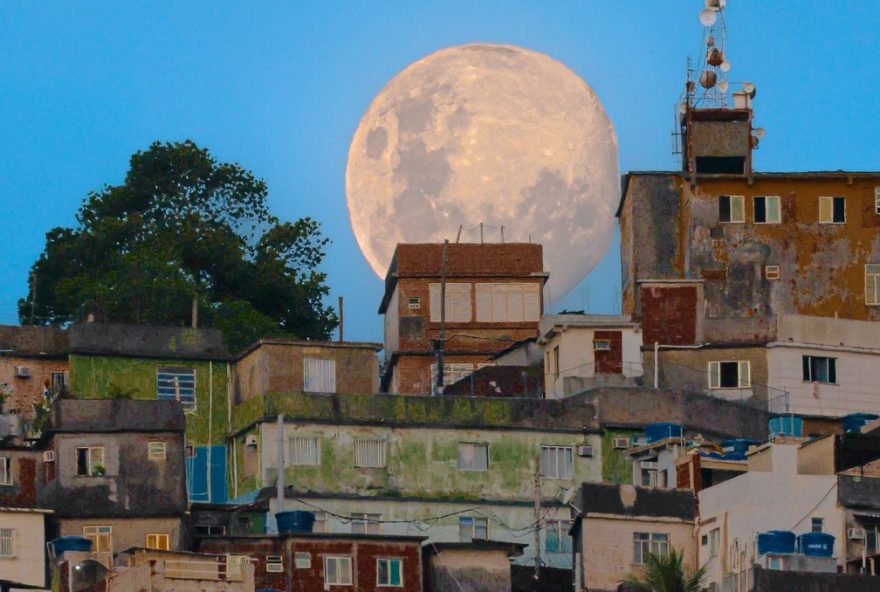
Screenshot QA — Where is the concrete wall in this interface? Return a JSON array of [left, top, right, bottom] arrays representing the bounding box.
[[579, 515, 696, 592], [0, 356, 68, 418], [57, 516, 184, 559], [0, 509, 48, 587], [427, 548, 511, 592], [0, 448, 41, 507]]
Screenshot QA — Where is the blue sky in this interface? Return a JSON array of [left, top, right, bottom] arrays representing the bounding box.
[[1, 1, 878, 342]]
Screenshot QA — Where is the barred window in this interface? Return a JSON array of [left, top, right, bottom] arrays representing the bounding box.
[[0, 458, 11, 485], [0, 529, 13, 557], [540, 446, 574, 480], [148, 442, 166, 461], [289, 435, 320, 466], [458, 443, 489, 471], [157, 367, 196, 409], [355, 438, 386, 468], [303, 358, 336, 393]]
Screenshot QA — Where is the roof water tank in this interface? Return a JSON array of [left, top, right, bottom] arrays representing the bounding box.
[[645, 423, 683, 443], [798, 532, 835, 557], [49, 536, 93, 556], [757, 531, 796, 555], [769, 416, 803, 438], [276, 510, 315, 534], [721, 439, 758, 459], [842, 413, 879, 434]]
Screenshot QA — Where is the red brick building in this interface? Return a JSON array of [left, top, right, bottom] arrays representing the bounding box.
[[379, 243, 546, 394], [198, 532, 426, 592]]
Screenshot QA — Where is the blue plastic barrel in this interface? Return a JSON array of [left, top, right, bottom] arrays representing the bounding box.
[[645, 423, 683, 443], [842, 413, 879, 434], [276, 510, 315, 534], [769, 416, 803, 438], [757, 531, 796, 555], [50, 536, 93, 555], [798, 532, 835, 557]]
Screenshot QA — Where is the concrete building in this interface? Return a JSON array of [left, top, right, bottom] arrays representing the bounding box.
[[0, 325, 68, 420], [0, 507, 52, 589], [423, 541, 525, 592], [40, 399, 188, 565], [538, 314, 643, 398], [379, 243, 546, 394], [571, 483, 697, 592], [198, 532, 425, 592], [233, 338, 382, 402]]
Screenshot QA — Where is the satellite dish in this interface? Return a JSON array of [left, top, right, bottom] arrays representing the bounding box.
[[742, 82, 757, 98], [561, 487, 577, 506], [754, 127, 766, 139], [707, 48, 724, 67], [699, 8, 718, 26], [699, 70, 717, 89], [718, 80, 729, 93], [720, 60, 731, 73]]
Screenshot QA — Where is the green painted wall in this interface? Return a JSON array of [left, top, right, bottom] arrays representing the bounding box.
[[601, 429, 641, 484], [68, 354, 229, 444]]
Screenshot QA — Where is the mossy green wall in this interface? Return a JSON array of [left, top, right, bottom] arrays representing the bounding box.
[[68, 354, 229, 444], [601, 429, 641, 484]]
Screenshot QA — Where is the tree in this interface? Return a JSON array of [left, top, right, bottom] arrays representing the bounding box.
[[620, 548, 705, 592], [20, 140, 337, 351]]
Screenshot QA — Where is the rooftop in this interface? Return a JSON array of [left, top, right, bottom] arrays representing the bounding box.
[[69, 323, 228, 361], [0, 325, 68, 358], [578, 482, 696, 521], [234, 337, 382, 360], [48, 399, 186, 434]]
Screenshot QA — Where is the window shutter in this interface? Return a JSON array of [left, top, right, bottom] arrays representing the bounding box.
[[508, 287, 524, 321], [819, 196, 833, 223], [731, 196, 745, 222], [766, 196, 780, 223], [429, 284, 441, 322], [325, 360, 336, 393], [476, 284, 492, 321], [738, 361, 751, 387], [708, 362, 721, 389], [491, 286, 506, 321], [524, 285, 541, 321]]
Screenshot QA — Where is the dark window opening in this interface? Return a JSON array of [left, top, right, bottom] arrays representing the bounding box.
[[754, 196, 767, 223], [832, 196, 846, 223], [696, 156, 745, 174], [719, 362, 739, 388], [76, 448, 89, 476], [719, 195, 731, 222], [803, 356, 836, 384]]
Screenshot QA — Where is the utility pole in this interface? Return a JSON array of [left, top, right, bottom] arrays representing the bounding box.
[[276, 414, 285, 518], [29, 272, 36, 324], [534, 453, 542, 580], [338, 296, 345, 342], [191, 292, 199, 328], [434, 240, 449, 395]]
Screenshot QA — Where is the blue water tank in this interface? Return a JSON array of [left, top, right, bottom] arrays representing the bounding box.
[[721, 439, 758, 459], [769, 416, 803, 438], [49, 536, 92, 556], [645, 423, 683, 443], [798, 532, 835, 557], [842, 413, 880, 434], [276, 510, 315, 534], [757, 531, 796, 555]]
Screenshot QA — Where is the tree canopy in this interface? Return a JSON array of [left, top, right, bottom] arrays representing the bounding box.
[[20, 140, 337, 352], [620, 548, 705, 592]]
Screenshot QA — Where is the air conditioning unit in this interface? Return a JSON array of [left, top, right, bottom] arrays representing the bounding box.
[[13, 366, 31, 378], [245, 435, 258, 447], [266, 556, 284, 573], [640, 461, 658, 470], [407, 299, 421, 310], [593, 340, 612, 351], [848, 528, 866, 540], [613, 437, 631, 449], [42, 450, 55, 462], [577, 445, 594, 458]]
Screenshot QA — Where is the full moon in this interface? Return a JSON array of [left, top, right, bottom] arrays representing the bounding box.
[[346, 44, 618, 298]]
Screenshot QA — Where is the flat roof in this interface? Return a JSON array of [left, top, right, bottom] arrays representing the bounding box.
[[201, 532, 428, 543], [235, 337, 382, 360]]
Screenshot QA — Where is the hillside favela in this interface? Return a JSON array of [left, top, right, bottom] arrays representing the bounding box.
[[1, 2, 878, 592]]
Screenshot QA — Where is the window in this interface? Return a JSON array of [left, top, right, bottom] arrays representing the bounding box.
[[541, 446, 574, 480], [145, 533, 170, 550], [377, 558, 403, 587], [324, 556, 352, 586], [475, 283, 541, 323], [458, 443, 489, 471], [593, 339, 612, 351], [431, 363, 474, 388], [354, 438, 386, 468], [708, 361, 751, 389], [429, 283, 472, 322], [350, 513, 382, 534], [313, 511, 328, 533], [303, 358, 336, 393], [640, 464, 658, 487], [633, 532, 669, 565], [0, 458, 11, 485], [708, 528, 720, 557], [875, 187, 880, 214], [157, 367, 196, 409], [83, 526, 112, 553], [764, 265, 780, 280], [802, 356, 836, 384], [819, 196, 846, 223], [290, 435, 320, 466], [545, 520, 573, 553], [866, 265, 880, 305], [194, 524, 226, 536], [294, 552, 311, 569], [0, 529, 13, 558], [76, 447, 105, 476], [148, 442, 166, 461], [811, 517, 824, 533], [50, 371, 68, 391], [459, 516, 489, 541], [719, 195, 745, 223], [266, 556, 284, 573], [407, 297, 421, 309], [753, 196, 781, 223]]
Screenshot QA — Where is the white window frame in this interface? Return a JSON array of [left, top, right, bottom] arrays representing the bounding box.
[[818, 195, 846, 224], [866, 264, 880, 306], [266, 555, 284, 573], [145, 533, 170, 550], [350, 512, 382, 535], [147, 442, 166, 461], [753, 195, 781, 224], [540, 446, 574, 480], [354, 438, 386, 468], [429, 283, 472, 323], [458, 516, 489, 541], [708, 528, 720, 558], [803, 355, 837, 384], [633, 532, 669, 565], [719, 195, 745, 223], [377, 557, 404, 587], [289, 435, 321, 466], [83, 525, 112, 553], [0, 528, 13, 558], [545, 519, 573, 554], [156, 366, 197, 410], [303, 358, 336, 394], [764, 265, 780, 280], [294, 552, 311, 569], [0, 458, 11, 486], [324, 555, 352, 586], [76, 446, 105, 477], [708, 361, 751, 389], [475, 283, 541, 323], [457, 442, 489, 471]]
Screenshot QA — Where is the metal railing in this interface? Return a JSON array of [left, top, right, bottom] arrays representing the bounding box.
[[163, 556, 245, 581]]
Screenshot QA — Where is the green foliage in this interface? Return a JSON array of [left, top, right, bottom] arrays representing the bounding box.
[[621, 548, 706, 592], [20, 140, 337, 352], [106, 383, 138, 400]]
